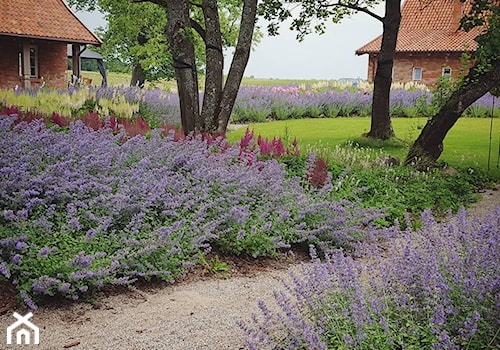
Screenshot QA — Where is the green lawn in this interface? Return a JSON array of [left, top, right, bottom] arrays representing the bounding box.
[[227, 117, 500, 180], [77, 71, 179, 91], [79, 71, 500, 179]]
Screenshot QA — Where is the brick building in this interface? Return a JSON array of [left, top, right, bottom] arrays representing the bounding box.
[[0, 0, 101, 89], [356, 0, 483, 86]]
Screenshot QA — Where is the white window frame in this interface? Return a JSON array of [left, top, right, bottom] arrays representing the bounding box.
[[29, 46, 38, 78], [442, 67, 452, 78], [412, 67, 422, 81], [22, 44, 38, 78]]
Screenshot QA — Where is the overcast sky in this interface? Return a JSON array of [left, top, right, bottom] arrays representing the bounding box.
[[73, 5, 384, 80]]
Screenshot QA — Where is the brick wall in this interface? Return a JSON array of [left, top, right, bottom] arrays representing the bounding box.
[[393, 52, 471, 86], [0, 37, 67, 89], [37, 41, 67, 88], [0, 37, 22, 88], [365, 51, 473, 87], [367, 55, 377, 84]]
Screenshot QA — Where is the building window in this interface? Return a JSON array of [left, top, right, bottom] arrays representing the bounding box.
[[442, 67, 452, 78], [22, 44, 39, 78], [412, 67, 422, 81], [29, 46, 38, 78], [18, 52, 22, 77]]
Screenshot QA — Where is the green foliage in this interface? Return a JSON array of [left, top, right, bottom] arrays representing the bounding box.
[[329, 165, 486, 225], [95, 0, 176, 83], [68, 0, 254, 84], [0, 88, 139, 120], [460, 0, 500, 70], [277, 154, 307, 178], [197, 253, 231, 277], [259, 0, 377, 40]]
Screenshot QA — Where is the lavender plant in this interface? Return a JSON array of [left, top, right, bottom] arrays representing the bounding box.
[[241, 208, 500, 349], [0, 116, 381, 308], [231, 85, 499, 122], [2, 85, 497, 130]]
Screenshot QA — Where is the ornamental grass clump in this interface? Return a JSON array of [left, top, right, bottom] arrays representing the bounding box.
[[241, 208, 500, 349], [0, 116, 382, 308]]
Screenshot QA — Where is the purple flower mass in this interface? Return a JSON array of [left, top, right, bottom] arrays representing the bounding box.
[[0, 116, 379, 308], [241, 208, 500, 349], [230, 85, 498, 122]]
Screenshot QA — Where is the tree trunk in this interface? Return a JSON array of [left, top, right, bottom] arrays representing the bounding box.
[[201, 0, 224, 132], [217, 0, 257, 134], [405, 62, 500, 167], [366, 0, 401, 140], [130, 63, 146, 88], [165, 0, 200, 134]]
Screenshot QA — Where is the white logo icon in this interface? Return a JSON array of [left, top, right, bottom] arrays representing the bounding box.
[[6, 312, 40, 345]]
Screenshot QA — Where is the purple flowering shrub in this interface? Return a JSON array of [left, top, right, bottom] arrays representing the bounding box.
[[0, 116, 382, 308], [241, 208, 500, 349], [231, 86, 499, 122]]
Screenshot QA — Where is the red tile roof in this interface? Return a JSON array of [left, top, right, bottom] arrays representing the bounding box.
[[356, 0, 483, 54], [0, 0, 101, 45]]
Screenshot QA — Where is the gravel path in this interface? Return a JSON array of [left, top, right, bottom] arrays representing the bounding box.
[[0, 186, 498, 350], [0, 263, 302, 350]]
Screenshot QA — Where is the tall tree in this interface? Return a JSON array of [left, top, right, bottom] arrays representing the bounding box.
[[260, 0, 401, 140], [405, 0, 500, 166], [69, 0, 259, 134], [151, 0, 258, 134]]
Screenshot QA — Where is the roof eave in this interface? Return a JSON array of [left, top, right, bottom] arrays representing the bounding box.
[[61, 0, 103, 45], [355, 47, 477, 55], [355, 50, 374, 56], [397, 48, 477, 53], [0, 32, 101, 46]]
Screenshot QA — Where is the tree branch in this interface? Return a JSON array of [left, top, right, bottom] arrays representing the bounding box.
[[321, 1, 384, 22], [134, 0, 167, 7], [189, 0, 203, 8], [190, 19, 207, 42]]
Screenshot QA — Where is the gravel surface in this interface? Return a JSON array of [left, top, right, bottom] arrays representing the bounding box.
[[0, 185, 498, 350], [0, 263, 303, 350]]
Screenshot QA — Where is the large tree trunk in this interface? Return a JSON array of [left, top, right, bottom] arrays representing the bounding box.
[[366, 0, 401, 140], [165, 0, 200, 134], [405, 62, 500, 167], [130, 63, 146, 88], [217, 0, 257, 134], [130, 32, 148, 88], [200, 0, 224, 132]]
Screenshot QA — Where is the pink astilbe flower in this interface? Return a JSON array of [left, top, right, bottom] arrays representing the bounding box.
[[307, 157, 329, 188], [50, 112, 69, 127], [120, 116, 151, 138], [239, 127, 255, 150]]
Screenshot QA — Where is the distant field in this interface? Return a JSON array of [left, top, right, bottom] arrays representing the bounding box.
[[78, 71, 178, 91], [79, 71, 338, 90], [240, 77, 340, 86]]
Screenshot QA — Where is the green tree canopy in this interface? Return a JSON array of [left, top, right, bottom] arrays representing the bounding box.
[[68, 0, 248, 86]]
